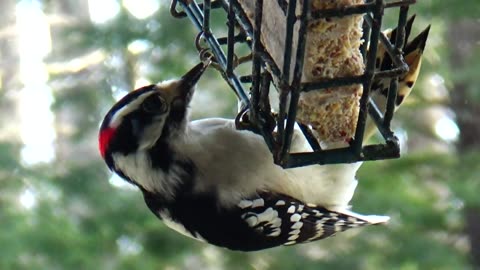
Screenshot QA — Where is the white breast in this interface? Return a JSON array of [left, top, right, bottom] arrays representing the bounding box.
[[176, 118, 360, 210]]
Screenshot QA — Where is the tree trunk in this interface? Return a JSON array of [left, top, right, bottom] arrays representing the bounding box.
[[447, 19, 480, 269], [465, 207, 480, 269]]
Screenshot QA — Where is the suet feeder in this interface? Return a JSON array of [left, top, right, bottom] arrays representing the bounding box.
[[170, 0, 417, 168]]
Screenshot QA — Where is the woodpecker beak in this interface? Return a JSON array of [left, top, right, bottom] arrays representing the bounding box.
[[179, 60, 210, 91], [159, 60, 211, 107], [154, 60, 210, 119]]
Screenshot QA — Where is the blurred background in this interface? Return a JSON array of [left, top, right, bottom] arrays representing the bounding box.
[[0, 0, 479, 269]]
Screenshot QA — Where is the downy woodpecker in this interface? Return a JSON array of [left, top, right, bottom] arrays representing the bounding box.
[[99, 61, 390, 251]]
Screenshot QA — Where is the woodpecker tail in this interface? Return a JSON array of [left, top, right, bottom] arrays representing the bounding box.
[[365, 16, 431, 142], [332, 208, 390, 224], [238, 192, 389, 249]]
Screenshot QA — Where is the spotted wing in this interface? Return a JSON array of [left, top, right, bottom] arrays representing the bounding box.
[[237, 192, 387, 246]]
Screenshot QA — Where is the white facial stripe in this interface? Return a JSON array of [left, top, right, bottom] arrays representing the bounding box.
[[113, 152, 169, 195], [138, 115, 167, 150], [109, 79, 182, 129], [112, 151, 180, 197], [109, 91, 157, 129]]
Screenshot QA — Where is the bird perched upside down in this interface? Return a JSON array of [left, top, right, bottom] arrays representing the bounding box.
[[98, 61, 389, 251]]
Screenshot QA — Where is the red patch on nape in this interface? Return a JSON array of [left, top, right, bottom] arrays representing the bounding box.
[[99, 127, 116, 158]]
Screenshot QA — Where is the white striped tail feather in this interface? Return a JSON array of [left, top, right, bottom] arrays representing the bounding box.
[[372, 15, 430, 108], [238, 192, 389, 246]]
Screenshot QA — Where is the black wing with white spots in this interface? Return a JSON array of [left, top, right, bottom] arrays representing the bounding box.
[[143, 190, 387, 251], [237, 192, 379, 247]]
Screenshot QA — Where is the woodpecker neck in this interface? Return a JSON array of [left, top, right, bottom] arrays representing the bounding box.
[[112, 136, 195, 201]]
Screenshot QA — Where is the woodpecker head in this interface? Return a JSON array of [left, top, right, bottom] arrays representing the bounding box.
[[98, 61, 209, 172]]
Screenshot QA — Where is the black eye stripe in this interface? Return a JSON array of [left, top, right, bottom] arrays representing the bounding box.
[[143, 95, 167, 114]]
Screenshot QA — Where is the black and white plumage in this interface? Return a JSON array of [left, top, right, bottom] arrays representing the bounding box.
[[371, 15, 430, 110], [99, 61, 389, 251], [364, 16, 430, 140]]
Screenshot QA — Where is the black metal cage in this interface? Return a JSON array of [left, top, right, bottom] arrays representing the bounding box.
[[170, 0, 417, 168]]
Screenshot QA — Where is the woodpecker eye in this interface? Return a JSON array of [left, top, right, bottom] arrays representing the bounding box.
[[142, 95, 167, 114]]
